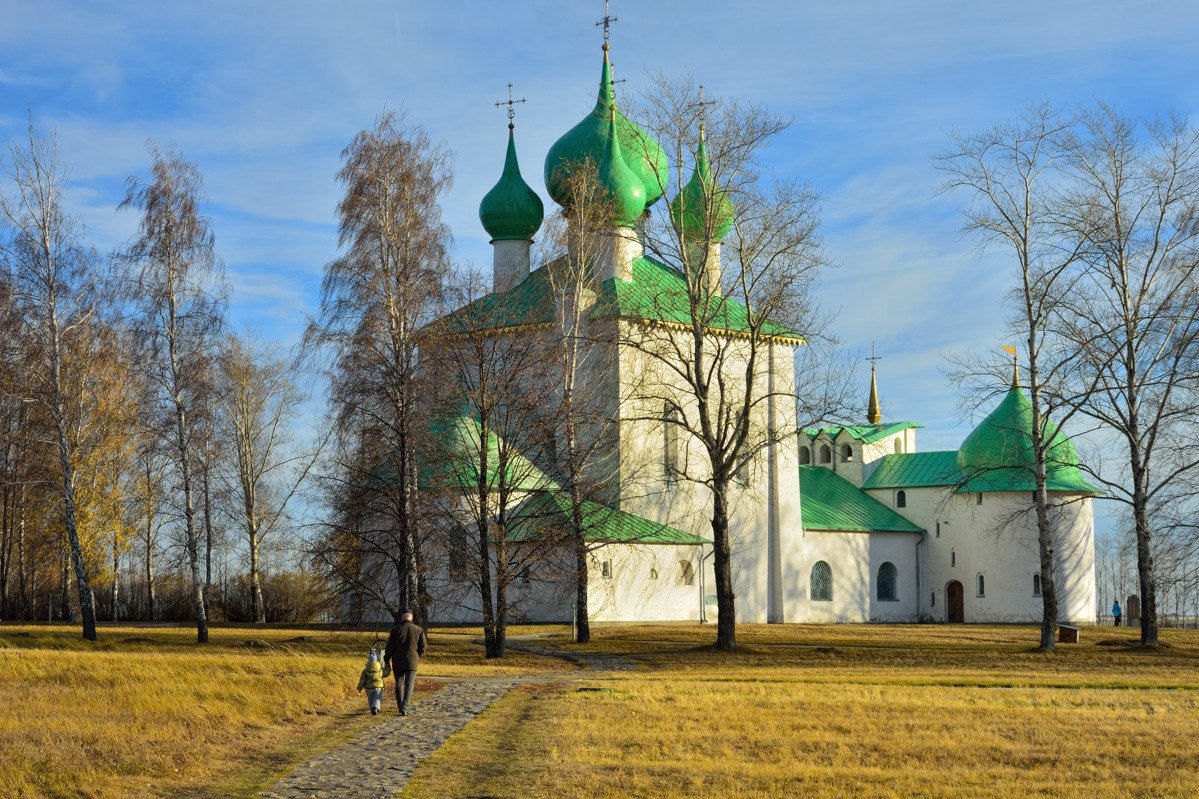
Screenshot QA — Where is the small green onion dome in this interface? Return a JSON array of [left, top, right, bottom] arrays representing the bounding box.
[[956, 387, 1097, 494], [479, 126, 544, 242], [597, 106, 647, 227], [669, 128, 734, 241], [543, 46, 668, 209]]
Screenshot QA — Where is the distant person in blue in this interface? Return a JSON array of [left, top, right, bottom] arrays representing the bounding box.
[[1112, 600, 1122, 626]]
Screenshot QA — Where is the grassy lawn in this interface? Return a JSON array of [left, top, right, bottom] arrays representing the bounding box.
[[0, 623, 573, 799], [401, 624, 1199, 799]]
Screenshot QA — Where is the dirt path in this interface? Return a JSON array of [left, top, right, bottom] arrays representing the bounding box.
[[258, 644, 635, 798]]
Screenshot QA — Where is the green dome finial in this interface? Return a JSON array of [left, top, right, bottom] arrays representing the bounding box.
[[956, 387, 1097, 494], [544, 45, 668, 209], [597, 105, 647, 227], [670, 124, 735, 242], [479, 125, 544, 242]]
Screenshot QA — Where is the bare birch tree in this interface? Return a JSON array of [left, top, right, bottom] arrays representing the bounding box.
[[0, 118, 101, 640], [628, 79, 829, 651], [307, 112, 452, 625], [1054, 106, 1199, 647], [120, 144, 227, 643], [216, 331, 320, 623], [937, 104, 1098, 650]]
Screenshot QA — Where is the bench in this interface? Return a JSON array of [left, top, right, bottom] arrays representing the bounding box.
[[1057, 624, 1079, 644]]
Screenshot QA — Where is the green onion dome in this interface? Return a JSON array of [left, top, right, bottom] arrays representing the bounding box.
[[479, 125, 544, 242], [543, 45, 668, 209], [669, 127, 734, 241], [597, 106, 647, 227], [956, 387, 1096, 494]]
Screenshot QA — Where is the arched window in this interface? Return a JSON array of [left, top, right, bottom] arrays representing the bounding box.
[[896, 490, 907, 508], [810, 561, 833, 601], [976, 573, 986, 597], [679, 560, 695, 586], [877, 562, 897, 601], [663, 404, 680, 483], [1033, 573, 1042, 596], [819, 445, 832, 464], [894, 438, 904, 454], [841, 443, 854, 462], [601, 560, 613, 579], [935, 521, 941, 538], [976, 492, 983, 505], [649, 568, 659, 581], [799, 446, 812, 465]]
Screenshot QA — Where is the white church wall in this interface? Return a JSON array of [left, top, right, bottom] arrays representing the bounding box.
[[892, 489, 1096, 624], [588, 543, 707, 621], [614, 323, 797, 624], [802, 531, 920, 622]]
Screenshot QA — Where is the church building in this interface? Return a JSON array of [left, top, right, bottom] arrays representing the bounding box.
[[420, 31, 1099, 627]]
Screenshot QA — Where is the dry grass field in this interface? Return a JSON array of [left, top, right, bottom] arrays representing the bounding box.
[[0, 623, 572, 799], [401, 624, 1199, 799]]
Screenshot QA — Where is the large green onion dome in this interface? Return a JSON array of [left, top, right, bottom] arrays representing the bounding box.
[[543, 45, 668, 210], [956, 386, 1097, 493], [669, 127, 734, 242], [597, 106, 647, 227], [479, 125, 544, 241]]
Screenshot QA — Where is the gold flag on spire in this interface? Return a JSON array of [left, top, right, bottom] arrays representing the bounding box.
[[1000, 345, 1017, 356], [1001, 345, 1019, 388]]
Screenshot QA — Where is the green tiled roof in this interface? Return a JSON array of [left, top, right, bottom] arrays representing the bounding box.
[[799, 466, 924, 533], [509, 491, 709, 545], [956, 387, 1100, 495], [426, 255, 803, 341], [803, 421, 922, 445], [861, 451, 962, 489], [420, 415, 557, 492]]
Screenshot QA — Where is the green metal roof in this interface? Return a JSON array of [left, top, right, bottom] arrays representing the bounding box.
[[479, 127, 544, 242], [799, 466, 924, 533], [509, 491, 708, 545], [426, 254, 803, 341], [420, 415, 557, 492], [956, 387, 1100, 495], [543, 47, 668, 208], [803, 421, 922, 445], [670, 131, 734, 242], [861, 451, 962, 489], [596, 108, 647, 227]]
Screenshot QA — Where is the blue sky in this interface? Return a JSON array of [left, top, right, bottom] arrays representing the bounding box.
[[4, 1, 1198, 505]]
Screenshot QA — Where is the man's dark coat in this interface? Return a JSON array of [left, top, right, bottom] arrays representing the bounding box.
[[384, 620, 427, 672]]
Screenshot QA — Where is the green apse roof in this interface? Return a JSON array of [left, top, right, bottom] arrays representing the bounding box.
[[861, 451, 962, 489], [508, 491, 708, 545], [479, 126, 544, 242], [803, 421, 922, 444], [425, 254, 804, 342], [670, 130, 734, 242], [543, 46, 668, 209], [956, 387, 1099, 494], [597, 107, 647, 227], [799, 466, 924, 533], [421, 415, 557, 492]]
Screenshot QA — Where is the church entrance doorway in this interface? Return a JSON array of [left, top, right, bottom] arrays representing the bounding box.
[[946, 581, 964, 623]]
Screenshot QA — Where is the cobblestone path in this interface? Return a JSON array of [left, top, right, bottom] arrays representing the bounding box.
[[259, 678, 520, 799], [258, 641, 635, 798]]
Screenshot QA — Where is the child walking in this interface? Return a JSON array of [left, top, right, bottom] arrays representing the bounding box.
[[357, 649, 385, 715]]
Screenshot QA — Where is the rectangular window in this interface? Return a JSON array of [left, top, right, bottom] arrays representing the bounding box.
[[601, 560, 613, 580], [1033, 573, 1042, 596], [976, 492, 983, 505]]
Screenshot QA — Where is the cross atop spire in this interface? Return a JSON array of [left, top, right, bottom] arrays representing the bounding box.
[[495, 83, 526, 129], [596, 0, 618, 46], [867, 343, 883, 425], [693, 84, 718, 131]]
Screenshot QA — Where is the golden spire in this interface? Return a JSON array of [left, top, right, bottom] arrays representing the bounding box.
[[867, 343, 882, 425], [1001, 345, 1019, 389]]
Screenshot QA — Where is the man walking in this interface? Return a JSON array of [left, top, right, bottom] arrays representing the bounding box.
[[383, 611, 427, 716]]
